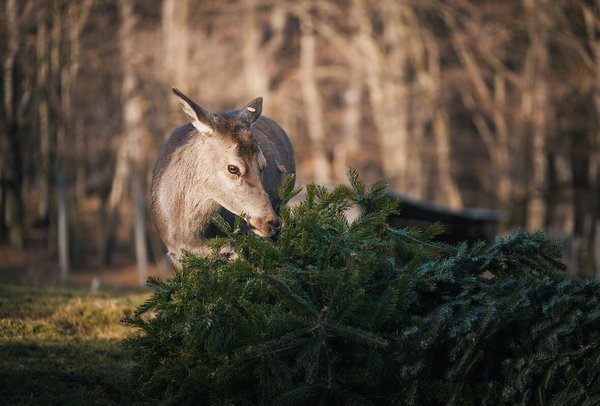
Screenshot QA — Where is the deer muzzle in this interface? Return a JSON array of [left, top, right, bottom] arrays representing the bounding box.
[[248, 215, 281, 237]]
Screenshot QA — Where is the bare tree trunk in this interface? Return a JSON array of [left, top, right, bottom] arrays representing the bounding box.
[[583, 0, 600, 277], [36, 3, 51, 224], [260, 3, 287, 121], [109, 0, 149, 284], [492, 74, 512, 209], [381, 3, 410, 192], [3, 0, 18, 133], [67, 0, 94, 200], [55, 1, 68, 179], [45, 0, 93, 269], [132, 177, 148, 285], [335, 68, 362, 181], [432, 109, 462, 209], [242, 0, 269, 100], [523, 0, 549, 230], [445, 6, 513, 215], [46, 0, 67, 259], [354, 0, 410, 192], [57, 171, 69, 283], [162, 0, 189, 119], [299, 10, 330, 183], [1, 0, 25, 248], [570, 127, 596, 276], [342, 77, 361, 153], [595, 1, 600, 279], [416, 22, 462, 208]]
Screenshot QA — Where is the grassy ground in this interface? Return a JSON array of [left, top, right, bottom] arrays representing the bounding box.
[[0, 284, 150, 405]]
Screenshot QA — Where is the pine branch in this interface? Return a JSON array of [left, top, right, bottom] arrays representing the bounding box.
[[124, 171, 598, 405]]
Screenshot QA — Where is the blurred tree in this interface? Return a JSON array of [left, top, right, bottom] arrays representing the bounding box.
[[162, 0, 189, 120], [522, 0, 550, 231], [1, 0, 599, 278], [35, 2, 50, 225], [580, 0, 600, 276], [0, 0, 28, 249], [242, 0, 269, 100], [106, 0, 149, 284], [298, 4, 331, 184], [354, 0, 411, 192]]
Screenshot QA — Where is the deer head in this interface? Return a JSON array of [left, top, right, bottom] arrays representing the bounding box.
[[172, 88, 281, 237]]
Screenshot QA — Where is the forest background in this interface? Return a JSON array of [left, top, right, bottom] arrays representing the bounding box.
[[0, 0, 599, 286]]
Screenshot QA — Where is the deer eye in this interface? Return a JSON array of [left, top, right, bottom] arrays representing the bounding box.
[[227, 165, 240, 175]]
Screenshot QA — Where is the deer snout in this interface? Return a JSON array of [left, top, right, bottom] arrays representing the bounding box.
[[269, 217, 281, 235], [248, 215, 281, 237]]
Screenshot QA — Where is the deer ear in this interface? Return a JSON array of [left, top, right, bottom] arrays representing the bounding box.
[[238, 97, 263, 128], [172, 88, 215, 134]]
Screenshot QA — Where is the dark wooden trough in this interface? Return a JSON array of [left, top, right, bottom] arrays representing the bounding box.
[[290, 186, 504, 244], [386, 191, 504, 244]]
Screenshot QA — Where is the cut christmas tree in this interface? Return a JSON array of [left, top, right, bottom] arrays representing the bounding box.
[[124, 170, 600, 405]]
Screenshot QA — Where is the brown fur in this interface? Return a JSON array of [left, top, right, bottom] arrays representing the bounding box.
[[150, 91, 295, 269]]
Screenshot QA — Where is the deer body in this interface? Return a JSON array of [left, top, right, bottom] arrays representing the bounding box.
[[151, 89, 295, 268]]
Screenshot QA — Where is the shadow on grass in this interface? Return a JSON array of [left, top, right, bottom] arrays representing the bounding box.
[[0, 284, 152, 405], [0, 339, 140, 405]]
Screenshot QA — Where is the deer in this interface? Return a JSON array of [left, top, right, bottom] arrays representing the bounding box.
[[150, 88, 296, 269]]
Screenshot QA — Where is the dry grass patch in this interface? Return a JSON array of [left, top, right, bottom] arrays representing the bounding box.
[[0, 284, 150, 405]]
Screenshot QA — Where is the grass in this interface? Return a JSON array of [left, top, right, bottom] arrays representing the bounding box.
[[0, 284, 150, 405]]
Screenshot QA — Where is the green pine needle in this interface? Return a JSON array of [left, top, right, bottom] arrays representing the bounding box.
[[124, 171, 599, 405]]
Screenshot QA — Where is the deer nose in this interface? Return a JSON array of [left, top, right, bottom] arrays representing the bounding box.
[[269, 217, 282, 235]]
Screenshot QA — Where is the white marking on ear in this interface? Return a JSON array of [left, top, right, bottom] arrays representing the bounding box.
[[190, 118, 213, 135], [176, 98, 198, 122], [172, 88, 215, 135], [175, 99, 212, 134]]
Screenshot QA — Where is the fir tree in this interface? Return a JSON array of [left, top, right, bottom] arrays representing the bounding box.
[[124, 170, 600, 405]]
